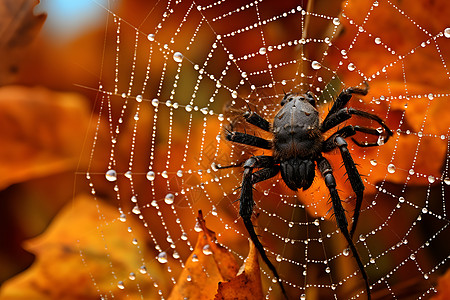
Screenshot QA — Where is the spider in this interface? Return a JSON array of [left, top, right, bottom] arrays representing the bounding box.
[[219, 83, 392, 299]]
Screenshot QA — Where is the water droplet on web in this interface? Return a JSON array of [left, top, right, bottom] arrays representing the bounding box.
[[202, 245, 212, 255], [231, 91, 238, 98], [129, 272, 136, 280], [157, 252, 168, 263], [218, 114, 224, 121], [343, 248, 350, 256], [135, 95, 143, 102], [173, 52, 183, 62], [194, 221, 202, 232], [399, 196, 405, 203], [192, 254, 199, 262], [444, 28, 450, 38], [259, 47, 266, 55], [147, 33, 155, 41], [241, 72, 247, 78], [428, 175, 435, 184], [181, 232, 188, 240], [387, 164, 396, 173], [325, 266, 331, 273], [119, 213, 126, 222], [370, 258, 376, 264], [132, 205, 141, 214], [333, 18, 340, 25], [409, 169, 415, 175], [359, 234, 366, 242], [444, 177, 450, 185], [186, 275, 192, 282], [288, 221, 294, 228], [185, 105, 193, 112], [311, 61, 321, 70], [105, 170, 117, 182], [410, 254, 416, 260], [173, 251, 180, 259], [427, 93, 434, 100], [117, 281, 125, 289], [373, 1, 379, 6], [377, 136, 385, 145], [164, 193, 174, 204], [347, 63, 356, 71], [375, 37, 382, 44], [152, 98, 159, 107], [272, 277, 278, 283], [370, 159, 378, 166], [424, 274, 429, 279], [314, 219, 320, 226], [146, 171, 155, 181], [161, 171, 168, 178], [300, 294, 306, 300], [139, 265, 147, 274], [276, 255, 282, 262]]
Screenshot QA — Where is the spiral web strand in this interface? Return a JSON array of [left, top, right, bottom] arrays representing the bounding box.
[[81, 0, 450, 299]]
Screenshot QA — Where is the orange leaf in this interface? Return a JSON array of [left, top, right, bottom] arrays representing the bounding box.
[[168, 211, 240, 300], [214, 241, 263, 300], [431, 267, 450, 300], [0, 86, 90, 190], [0, 195, 158, 300]]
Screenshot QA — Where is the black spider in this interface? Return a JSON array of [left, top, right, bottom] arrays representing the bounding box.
[[219, 83, 393, 299]]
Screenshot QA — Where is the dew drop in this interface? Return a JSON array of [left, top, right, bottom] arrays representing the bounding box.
[[370, 159, 378, 166], [387, 164, 396, 174], [444, 177, 450, 185], [105, 169, 117, 182], [132, 205, 141, 215], [231, 91, 238, 98], [164, 193, 175, 204], [176, 170, 183, 177], [192, 254, 199, 262], [147, 33, 155, 41], [424, 274, 429, 279], [129, 272, 136, 280], [276, 255, 282, 262], [370, 258, 376, 264], [161, 171, 168, 178], [186, 275, 192, 282], [194, 221, 202, 232], [399, 196, 405, 203], [173, 251, 180, 259], [139, 265, 147, 274], [343, 248, 350, 256], [333, 18, 340, 26], [151, 98, 159, 107], [374, 37, 381, 44], [185, 105, 193, 112], [314, 219, 320, 226], [311, 60, 321, 70], [202, 244, 212, 256], [409, 168, 415, 175], [410, 253, 416, 260], [259, 47, 267, 55], [157, 252, 168, 263], [347, 62, 356, 71], [119, 213, 127, 222], [136, 95, 143, 102], [241, 72, 247, 78], [428, 175, 435, 184], [325, 267, 331, 273], [146, 171, 155, 181], [444, 28, 450, 38], [181, 232, 188, 240], [117, 281, 125, 289], [173, 52, 183, 62]]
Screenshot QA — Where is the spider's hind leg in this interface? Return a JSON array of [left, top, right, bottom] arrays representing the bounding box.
[[317, 156, 371, 299], [238, 156, 287, 299]]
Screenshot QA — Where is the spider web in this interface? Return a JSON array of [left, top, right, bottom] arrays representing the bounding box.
[[80, 0, 450, 298]]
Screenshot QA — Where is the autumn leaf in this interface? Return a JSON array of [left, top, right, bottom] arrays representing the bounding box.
[[0, 0, 46, 84], [0, 194, 159, 300], [431, 268, 450, 300], [0, 86, 91, 190], [168, 211, 240, 300]]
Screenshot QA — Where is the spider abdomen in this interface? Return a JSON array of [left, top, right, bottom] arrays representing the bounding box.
[[280, 158, 315, 191]]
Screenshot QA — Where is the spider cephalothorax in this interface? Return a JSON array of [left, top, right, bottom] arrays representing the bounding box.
[[220, 84, 393, 299]]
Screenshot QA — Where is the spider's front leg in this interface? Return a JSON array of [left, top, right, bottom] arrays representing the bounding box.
[[238, 155, 287, 298], [317, 156, 371, 300]]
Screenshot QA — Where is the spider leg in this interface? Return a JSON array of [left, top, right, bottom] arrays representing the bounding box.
[[317, 156, 371, 300], [239, 155, 287, 298], [323, 134, 364, 239], [320, 107, 393, 146], [226, 131, 272, 149], [322, 125, 381, 152], [323, 82, 369, 124], [243, 111, 271, 132]]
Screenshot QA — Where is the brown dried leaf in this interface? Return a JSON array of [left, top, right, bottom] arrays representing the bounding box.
[[0, 0, 46, 84]]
